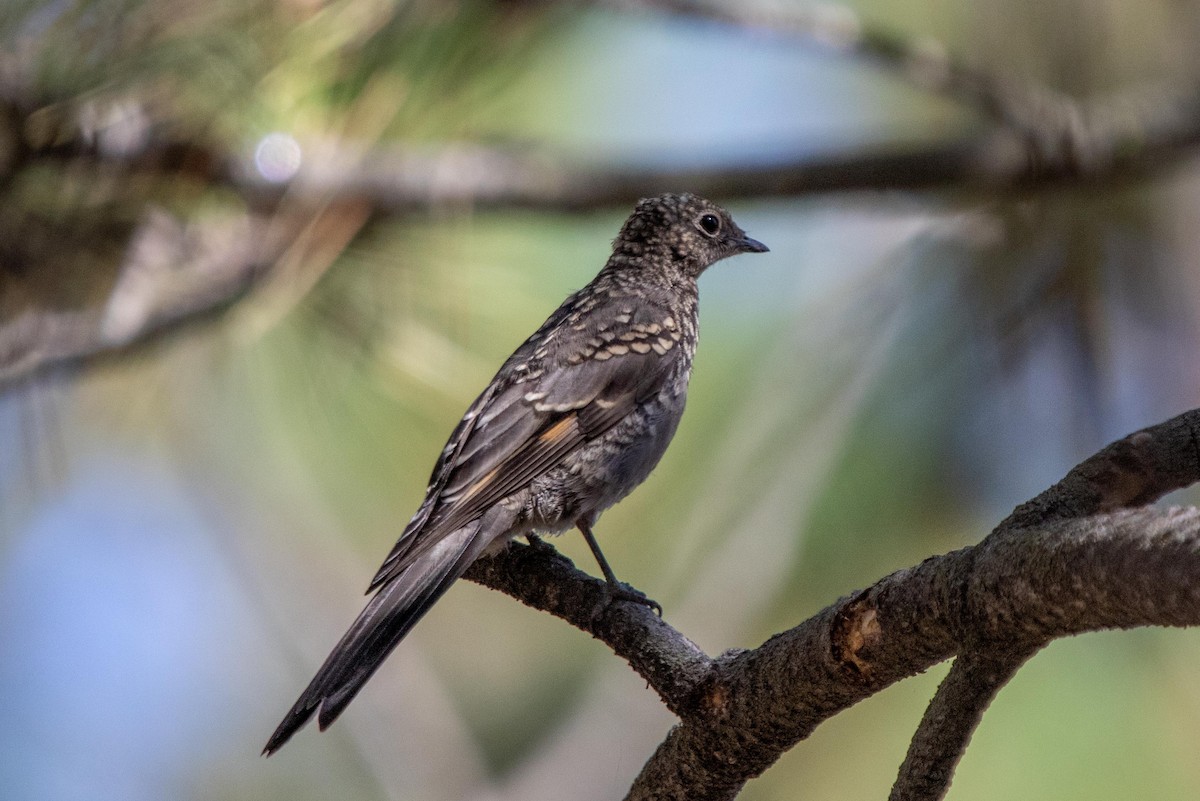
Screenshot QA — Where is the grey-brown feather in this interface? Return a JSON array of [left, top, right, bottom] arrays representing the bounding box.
[[264, 193, 767, 755]]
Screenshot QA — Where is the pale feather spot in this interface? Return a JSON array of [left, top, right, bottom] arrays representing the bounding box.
[[592, 349, 614, 361], [663, 316, 676, 329], [615, 313, 631, 323], [645, 323, 661, 335], [657, 337, 675, 350], [629, 341, 652, 354], [524, 391, 547, 402], [607, 344, 629, 356], [650, 341, 668, 355], [535, 400, 585, 412], [480, 405, 507, 424]]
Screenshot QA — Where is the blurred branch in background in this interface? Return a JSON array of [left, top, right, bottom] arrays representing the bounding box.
[[607, 0, 1200, 146], [5, 0, 1200, 392]]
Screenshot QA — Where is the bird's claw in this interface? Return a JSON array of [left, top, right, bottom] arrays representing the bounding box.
[[605, 582, 663, 616], [524, 534, 556, 553]]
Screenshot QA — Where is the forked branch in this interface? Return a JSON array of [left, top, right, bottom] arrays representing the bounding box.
[[465, 408, 1200, 800]]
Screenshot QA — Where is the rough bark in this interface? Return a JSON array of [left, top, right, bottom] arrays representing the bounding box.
[[463, 408, 1200, 799]]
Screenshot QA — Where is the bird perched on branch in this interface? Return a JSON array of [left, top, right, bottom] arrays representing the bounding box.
[[264, 192, 768, 754]]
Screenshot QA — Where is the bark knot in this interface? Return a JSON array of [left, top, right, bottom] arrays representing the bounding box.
[[833, 596, 883, 679]]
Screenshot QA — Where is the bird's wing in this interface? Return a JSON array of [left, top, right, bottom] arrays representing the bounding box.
[[368, 306, 679, 590]]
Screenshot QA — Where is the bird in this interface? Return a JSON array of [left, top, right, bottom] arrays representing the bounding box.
[[263, 192, 768, 755]]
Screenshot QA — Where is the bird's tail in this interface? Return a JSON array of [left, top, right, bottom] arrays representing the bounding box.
[[263, 522, 490, 755]]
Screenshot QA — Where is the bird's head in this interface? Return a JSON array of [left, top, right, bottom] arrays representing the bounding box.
[[612, 193, 769, 278]]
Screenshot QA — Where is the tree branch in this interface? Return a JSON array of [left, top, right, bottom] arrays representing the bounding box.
[[600, 0, 1028, 126], [9, 101, 1200, 396], [1004, 410, 1200, 527], [9, 1, 1200, 395], [625, 504, 1200, 800], [460, 409, 1200, 799], [603, 0, 1200, 176], [11, 99, 1200, 215], [889, 646, 1040, 801], [463, 537, 714, 716]]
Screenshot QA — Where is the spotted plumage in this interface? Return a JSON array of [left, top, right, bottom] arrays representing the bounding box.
[[264, 193, 768, 754]]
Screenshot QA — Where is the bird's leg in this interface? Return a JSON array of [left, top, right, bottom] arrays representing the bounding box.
[[576, 518, 662, 616], [524, 533, 555, 553]]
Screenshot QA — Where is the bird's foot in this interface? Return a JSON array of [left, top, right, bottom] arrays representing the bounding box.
[[604, 581, 663, 617], [525, 534, 556, 554]]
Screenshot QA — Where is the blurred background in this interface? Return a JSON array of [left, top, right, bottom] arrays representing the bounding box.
[[4, 0, 1200, 799]]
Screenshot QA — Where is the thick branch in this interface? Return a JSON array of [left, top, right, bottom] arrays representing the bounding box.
[[463, 538, 713, 716], [889, 646, 1039, 801], [465, 410, 1200, 800], [389, 408, 1200, 801], [1004, 409, 1200, 527], [620, 408, 1200, 800], [626, 506, 1200, 801]]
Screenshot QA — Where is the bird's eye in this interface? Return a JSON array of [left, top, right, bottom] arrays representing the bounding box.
[[697, 214, 721, 236]]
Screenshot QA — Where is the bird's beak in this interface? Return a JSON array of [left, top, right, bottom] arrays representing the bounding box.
[[735, 236, 769, 254]]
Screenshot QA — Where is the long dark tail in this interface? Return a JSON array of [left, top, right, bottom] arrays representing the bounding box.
[[263, 523, 487, 755]]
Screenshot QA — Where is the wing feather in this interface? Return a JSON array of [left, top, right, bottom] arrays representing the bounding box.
[[369, 298, 679, 591]]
